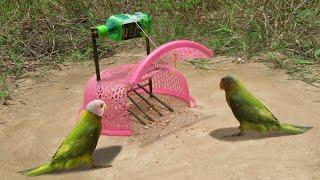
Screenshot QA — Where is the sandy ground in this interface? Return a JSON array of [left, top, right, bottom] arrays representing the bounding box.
[[0, 48, 320, 180], [130, 94, 199, 145]]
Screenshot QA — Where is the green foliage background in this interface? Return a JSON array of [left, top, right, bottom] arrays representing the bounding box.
[[1, 0, 320, 100]]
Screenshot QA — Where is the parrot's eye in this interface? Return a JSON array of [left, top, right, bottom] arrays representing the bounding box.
[[100, 104, 104, 108]]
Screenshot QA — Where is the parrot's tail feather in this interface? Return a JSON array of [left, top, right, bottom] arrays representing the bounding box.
[[17, 167, 37, 174], [18, 163, 52, 176], [280, 123, 312, 134]]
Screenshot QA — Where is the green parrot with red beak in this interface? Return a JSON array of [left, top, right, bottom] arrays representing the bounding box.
[[19, 99, 108, 176], [220, 75, 312, 136]]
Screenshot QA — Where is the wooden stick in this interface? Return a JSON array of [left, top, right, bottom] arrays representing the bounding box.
[[127, 95, 155, 122], [132, 88, 163, 116], [127, 108, 146, 125], [137, 84, 174, 112]]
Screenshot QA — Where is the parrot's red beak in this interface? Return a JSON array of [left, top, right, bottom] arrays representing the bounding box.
[[220, 80, 224, 90]]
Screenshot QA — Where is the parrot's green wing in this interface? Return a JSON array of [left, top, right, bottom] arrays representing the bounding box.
[[51, 111, 101, 163], [228, 91, 279, 126]]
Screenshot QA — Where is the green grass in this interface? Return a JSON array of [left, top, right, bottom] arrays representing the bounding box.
[[0, 0, 320, 102], [0, 74, 9, 102]]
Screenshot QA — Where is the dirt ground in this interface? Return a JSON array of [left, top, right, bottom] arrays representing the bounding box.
[[0, 48, 319, 180]]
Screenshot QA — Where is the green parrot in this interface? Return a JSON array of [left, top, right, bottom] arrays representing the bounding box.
[[19, 99, 108, 176], [220, 75, 312, 136]]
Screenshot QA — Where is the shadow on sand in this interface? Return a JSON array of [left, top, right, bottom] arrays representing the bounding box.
[[51, 145, 122, 175], [209, 127, 297, 142]]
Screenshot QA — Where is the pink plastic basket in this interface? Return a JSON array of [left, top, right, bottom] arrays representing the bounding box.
[[79, 40, 213, 136]]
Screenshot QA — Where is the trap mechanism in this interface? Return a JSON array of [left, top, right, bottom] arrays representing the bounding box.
[[79, 12, 213, 136]]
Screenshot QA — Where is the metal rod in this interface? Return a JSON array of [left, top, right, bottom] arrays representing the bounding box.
[[137, 84, 174, 112], [127, 109, 146, 125], [146, 37, 150, 55], [127, 81, 152, 97], [90, 27, 100, 81], [149, 78, 153, 98], [127, 95, 155, 122], [132, 89, 163, 116], [127, 82, 149, 93]]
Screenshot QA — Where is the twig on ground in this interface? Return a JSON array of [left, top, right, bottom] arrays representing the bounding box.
[[300, 74, 320, 88]]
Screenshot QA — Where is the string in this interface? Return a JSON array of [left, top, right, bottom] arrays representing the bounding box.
[[134, 21, 179, 74], [134, 21, 158, 48]]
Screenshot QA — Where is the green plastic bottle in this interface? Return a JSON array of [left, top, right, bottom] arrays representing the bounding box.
[[96, 12, 151, 42]]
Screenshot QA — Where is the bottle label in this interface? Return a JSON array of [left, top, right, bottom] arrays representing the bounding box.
[[122, 22, 142, 40]]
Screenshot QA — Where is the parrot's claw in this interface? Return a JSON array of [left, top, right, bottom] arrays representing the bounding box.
[[90, 164, 113, 169]]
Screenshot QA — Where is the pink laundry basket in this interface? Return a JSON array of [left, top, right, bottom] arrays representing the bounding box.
[[79, 40, 213, 136]]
